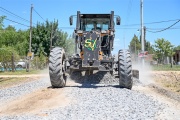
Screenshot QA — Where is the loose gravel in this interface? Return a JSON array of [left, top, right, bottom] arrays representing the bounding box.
[[74, 71, 119, 84], [0, 72, 166, 120], [44, 86, 164, 120], [0, 78, 50, 106]]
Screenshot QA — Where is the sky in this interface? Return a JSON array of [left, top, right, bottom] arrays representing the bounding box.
[[0, 0, 180, 54]]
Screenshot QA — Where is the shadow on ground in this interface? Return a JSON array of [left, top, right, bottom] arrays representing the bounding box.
[[47, 71, 132, 89]]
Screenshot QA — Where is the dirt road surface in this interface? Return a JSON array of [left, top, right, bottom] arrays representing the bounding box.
[[0, 71, 179, 120]]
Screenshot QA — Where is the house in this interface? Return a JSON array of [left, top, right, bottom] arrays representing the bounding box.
[[137, 51, 154, 64], [173, 50, 180, 64]]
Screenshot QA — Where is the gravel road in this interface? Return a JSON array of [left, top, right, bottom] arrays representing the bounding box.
[[0, 72, 179, 120]]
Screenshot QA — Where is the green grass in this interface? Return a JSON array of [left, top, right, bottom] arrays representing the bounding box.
[[152, 64, 180, 71], [0, 69, 41, 75]]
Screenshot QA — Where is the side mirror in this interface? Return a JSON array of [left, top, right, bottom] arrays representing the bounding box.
[[69, 16, 73, 25], [116, 16, 121, 25]]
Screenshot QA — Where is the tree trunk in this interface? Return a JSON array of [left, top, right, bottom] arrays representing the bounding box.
[[11, 52, 15, 72], [171, 56, 173, 68]]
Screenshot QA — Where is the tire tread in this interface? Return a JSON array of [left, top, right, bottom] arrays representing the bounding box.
[[118, 49, 133, 89]]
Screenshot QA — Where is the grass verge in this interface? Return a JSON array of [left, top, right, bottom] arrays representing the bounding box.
[[0, 69, 41, 75], [152, 65, 180, 71]]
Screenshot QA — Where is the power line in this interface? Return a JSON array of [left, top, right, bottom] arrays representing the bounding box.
[[0, 7, 29, 23], [121, 18, 180, 27], [33, 8, 46, 21], [0, 6, 36, 26], [116, 27, 142, 29], [147, 27, 180, 30], [123, 0, 133, 49], [115, 27, 180, 30], [4, 18, 30, 27], [146, 20, 180, 33]]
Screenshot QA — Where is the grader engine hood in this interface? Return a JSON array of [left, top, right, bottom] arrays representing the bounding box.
[[82, 32, 101, 67]]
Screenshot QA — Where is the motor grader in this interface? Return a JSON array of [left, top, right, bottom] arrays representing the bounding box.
[[49, 11, 135, 89]]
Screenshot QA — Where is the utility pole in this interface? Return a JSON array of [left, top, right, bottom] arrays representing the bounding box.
[[140, 0, 144, 67], [27, 4, 33, 72], [135, 41, 136, 61], [50, 24, 53, 50], [144, 26, 146, 41], [144, 26, 146, 47]]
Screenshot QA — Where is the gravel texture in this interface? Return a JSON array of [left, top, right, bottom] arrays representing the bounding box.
[[0, 78, 49, 106], [73, 71, 119, 84], [43, 86, 164, 120], [0, 72, 166, 120]]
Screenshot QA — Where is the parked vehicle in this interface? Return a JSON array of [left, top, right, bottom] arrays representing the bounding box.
[[15, 60, 26, 68]]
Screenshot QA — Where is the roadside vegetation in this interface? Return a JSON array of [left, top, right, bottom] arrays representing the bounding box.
[[129, 35, 180, 68], [0, 69, 41, 75], [152, 64, 180, 71], [129, 35, 180, 94], [0, 16, 74, 73]]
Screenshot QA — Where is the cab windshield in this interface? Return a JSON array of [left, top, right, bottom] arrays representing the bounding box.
[[80, 18, 110, 31]]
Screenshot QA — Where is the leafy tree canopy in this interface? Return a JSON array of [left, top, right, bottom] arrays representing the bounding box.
[[153, 38, 174, 64], [0, 16, 6, 29], [129, 34, 141, 54], [174, 45, 180, 50]]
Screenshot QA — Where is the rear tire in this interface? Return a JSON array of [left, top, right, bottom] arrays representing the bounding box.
[[49, 47, 66, 88], [118, 49, 133, 89]]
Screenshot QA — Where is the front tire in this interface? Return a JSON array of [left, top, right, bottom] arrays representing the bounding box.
[[49, 47, 66, 88], [118, 49, 133, 89]]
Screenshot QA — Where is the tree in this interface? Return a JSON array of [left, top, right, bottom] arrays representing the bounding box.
[[0, 16, 6, 29], [0, 17, 74, 71], [153, 38, 174, 64], [32, 20, 73, 57], [145, 41, 154, 54], [0, 46, 19, 71], [15, 30, 29, 56], [174, 45, 180, 50], [31, 20, 58, 57], [168, 48, 175, 68], [0, 25, 29, 57], [129, 34, 141, 54], [2, 26, 17, 46]]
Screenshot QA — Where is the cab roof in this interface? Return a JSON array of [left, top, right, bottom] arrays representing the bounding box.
[[80, 14, 111, 18]]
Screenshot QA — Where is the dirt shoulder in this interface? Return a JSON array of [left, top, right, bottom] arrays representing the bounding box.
[[0, 74, 49, 89], [151, 71, 180, 94], [0, 88, 71, 116], [133, 85, 180, 120]]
